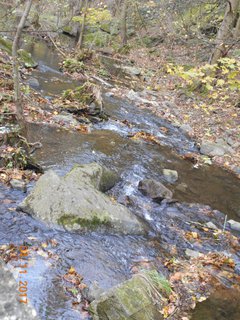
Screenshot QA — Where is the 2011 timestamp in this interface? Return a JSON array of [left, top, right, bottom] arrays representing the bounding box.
[[18, 245, 29, 304]]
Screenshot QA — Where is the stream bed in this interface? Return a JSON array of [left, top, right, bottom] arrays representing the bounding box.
[[1, 39, 240, 319]]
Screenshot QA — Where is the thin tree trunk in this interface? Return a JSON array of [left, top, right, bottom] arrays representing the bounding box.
[[12, 0, 33, 129], [120, 0, 127, 46], [76, 0, 89, 50], [210, 0, 240, 64], [234, 14, 240, 38], [74, 0, 83, 43]]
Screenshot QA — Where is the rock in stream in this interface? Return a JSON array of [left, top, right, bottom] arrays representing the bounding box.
[[138, 179, 173, 203], [89, 271, 168, 320], [19, 163, 145, 234]]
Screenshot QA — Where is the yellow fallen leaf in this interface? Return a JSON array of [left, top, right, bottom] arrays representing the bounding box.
[[198, 296, 207, 302], [68, 266, 76, 274]]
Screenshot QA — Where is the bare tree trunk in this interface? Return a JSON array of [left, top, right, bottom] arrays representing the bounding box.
[[234, 14, 240, 38], [210, 0, 240, 64], [73, 0, 83, 43], [120, 0, 128, 46], [12, 0, 33, 129], [76, 0, 89, 50]]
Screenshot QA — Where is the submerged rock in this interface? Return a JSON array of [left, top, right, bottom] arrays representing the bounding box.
[[19, 163, 144, 234], [89, 271, 169, 320], [26, 77, 40, 88], [10, 179, 27, 192], [176, 182, 188, 192], [0, 261, 39, 319], [162, 169, 178, 184], [138, 179, 173, 203]]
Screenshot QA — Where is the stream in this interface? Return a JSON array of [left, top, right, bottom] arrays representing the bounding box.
[[1, 39, 240, 319]]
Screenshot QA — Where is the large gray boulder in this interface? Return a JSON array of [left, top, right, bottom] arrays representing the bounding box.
[[19, 163, 144, 234], [0, 260, 38, 320], [138, 179, 173, 203], [90, 271, 170, 320]]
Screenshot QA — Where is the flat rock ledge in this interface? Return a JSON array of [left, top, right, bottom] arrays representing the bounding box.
[[89, 271, 169, 320], [19, 163, 145, 234], [0, 260, 38, 320]]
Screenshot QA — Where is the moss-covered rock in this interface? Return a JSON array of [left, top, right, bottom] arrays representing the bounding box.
[[62, 83, 93, 105], [17, 49, 38, 68], [0, 37, 12, 54], [62, 58, 84, 73], [60, 82, 105, 120], [0, 36, 38, 68], [58, 214, 110, 230], [90, 271, 170, 320]]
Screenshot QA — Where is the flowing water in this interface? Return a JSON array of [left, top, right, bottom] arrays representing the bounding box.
[[1, 39, 240, 319]]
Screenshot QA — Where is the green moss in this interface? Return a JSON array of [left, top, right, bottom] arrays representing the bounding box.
[[84, 30, 110, 47], [176, 3, 223, 33], [0, 37, 12, 54], [0, 37, 37, 68], [100, 23, 111, 33], [58, 214, 110, 230], [62, 82, 94, 106], [17, 49, 38, 68], [63, 25, 72, 33], [145, 270, 172, 297], [62, 58, 84, 73]]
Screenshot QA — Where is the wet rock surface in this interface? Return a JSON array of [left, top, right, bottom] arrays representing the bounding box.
[[9, 179, 27, 192], [19, 163, 144, 234], [90, 271, 166, 320], [0, 261, 38, 320], [138, 179, 173, 202], [162, 169, 178, 184], [52, 113, 79, 127]]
